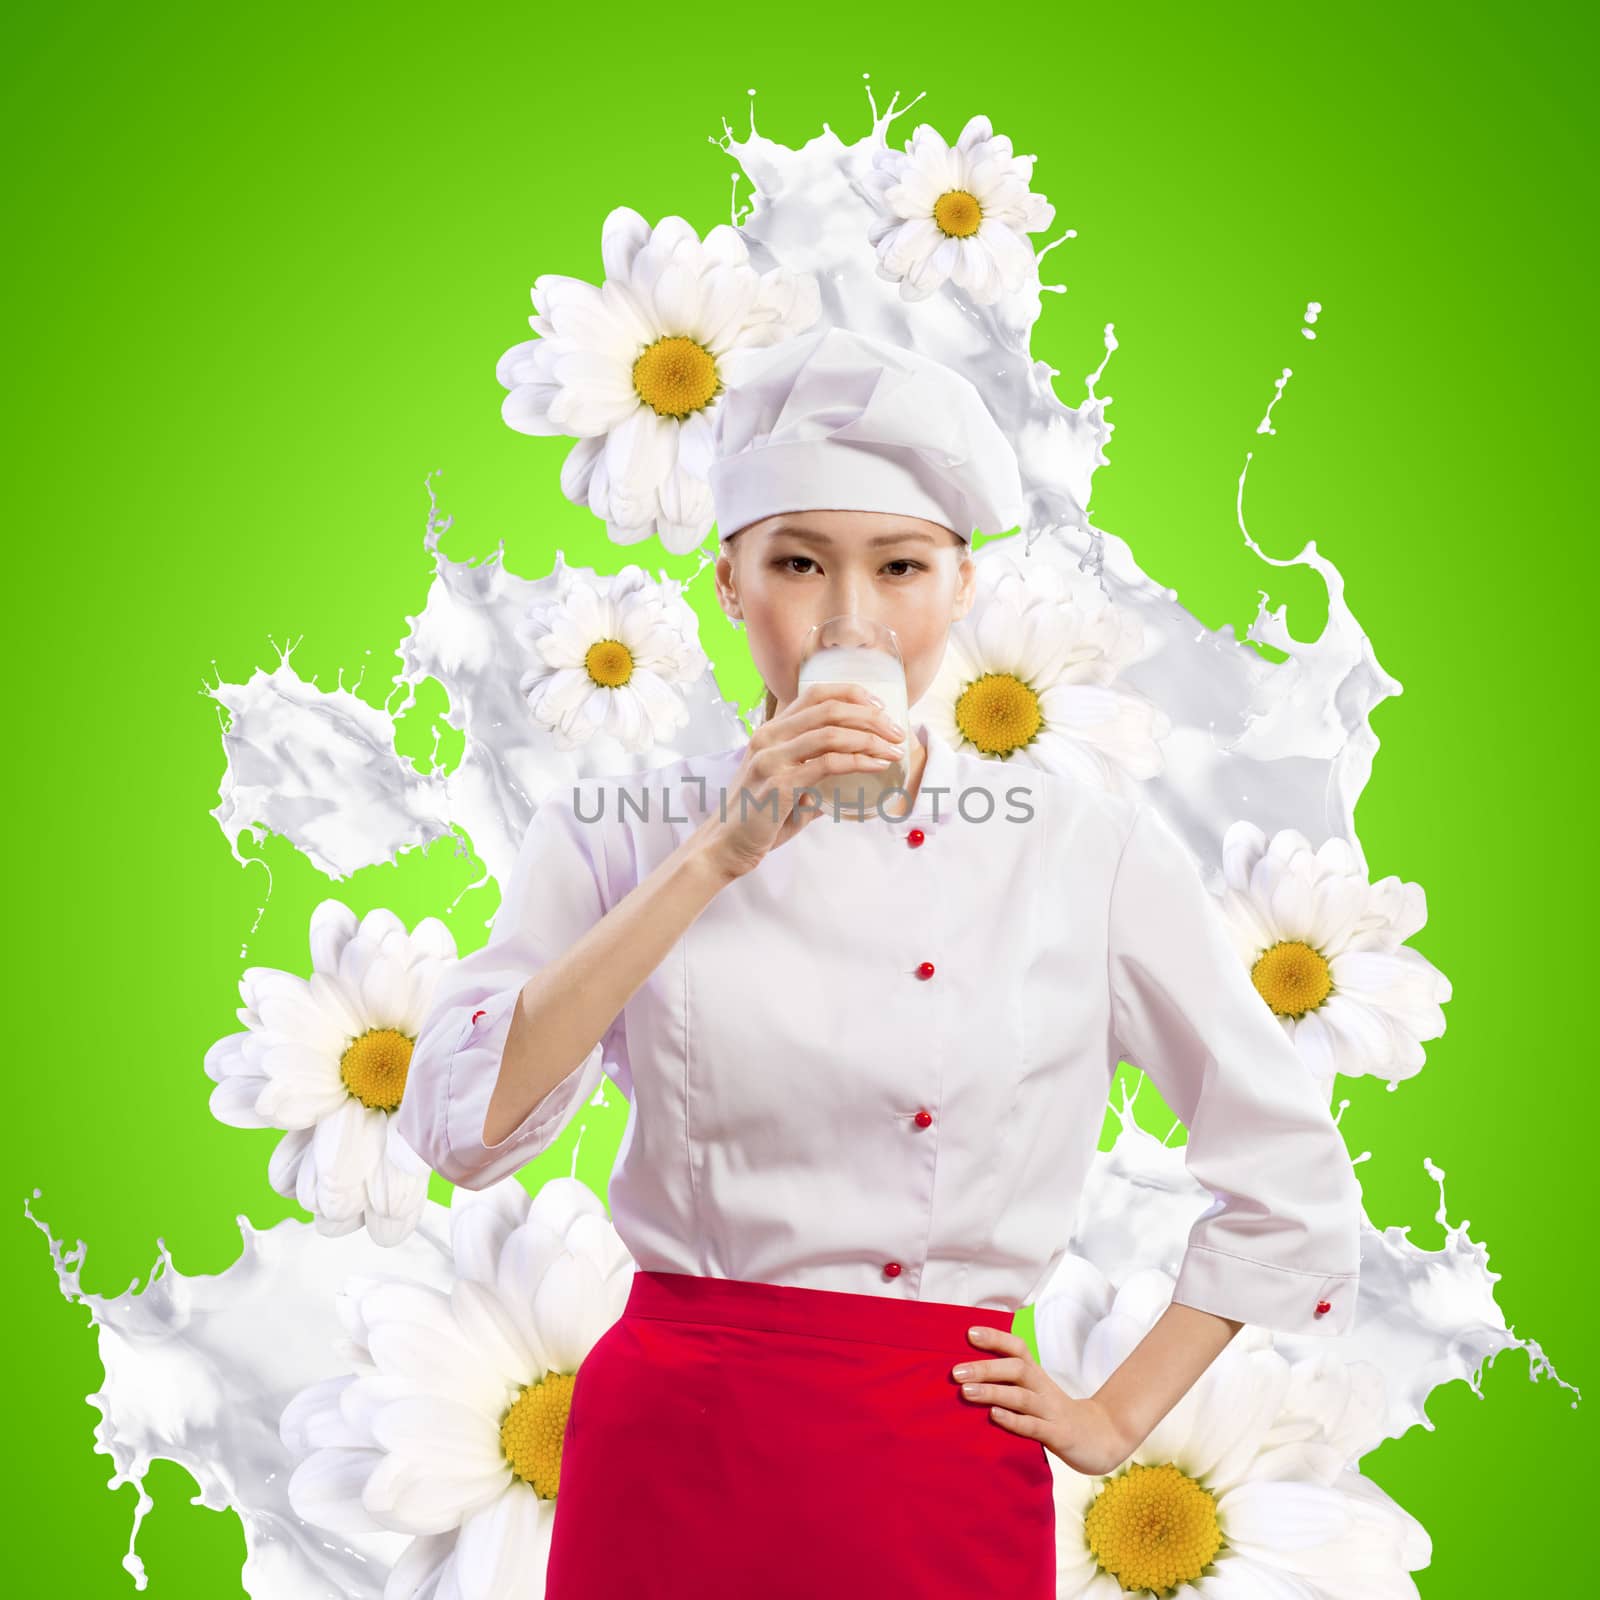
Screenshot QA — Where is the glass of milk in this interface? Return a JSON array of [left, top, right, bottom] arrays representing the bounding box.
[[795, 616, 911, 821]]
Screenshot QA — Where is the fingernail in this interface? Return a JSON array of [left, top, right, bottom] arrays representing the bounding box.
[[952, 1365, 971, 1379], [968, 1326, 985, 1338], [867, 693, 884, 707]]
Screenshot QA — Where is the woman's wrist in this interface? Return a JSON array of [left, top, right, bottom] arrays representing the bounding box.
[[679, 818, 746, 890], [1084, 1391, 1145, 1462]]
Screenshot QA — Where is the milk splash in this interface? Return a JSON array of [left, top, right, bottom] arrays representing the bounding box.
[[27, 83, 1578, 1596], [24, 1189, 456, 1593], [1043, 1085, 1579, 1447]]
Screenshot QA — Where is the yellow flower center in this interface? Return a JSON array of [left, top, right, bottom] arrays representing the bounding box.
[[1083, 1462, 1223, 1594], [933, 188, 983, 237], [585, 638, 635, 688], [338, 1028, 413, 1113], [631, 335, 720, 418], [954, 672, 1042, 756], [1251, 939, 1333, 1017], [500, 1371, 576, 1500]]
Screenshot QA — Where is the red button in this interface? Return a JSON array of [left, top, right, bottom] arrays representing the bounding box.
[[471, 1010, 487, 1023], [914, 1109, 933, 1128], [907, 828, 926, 848], [883, 1261, 903, 1278], [1314, 1299, 1332, 1316], [915, 961, 935, 980]]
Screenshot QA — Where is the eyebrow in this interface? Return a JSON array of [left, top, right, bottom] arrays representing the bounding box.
[[769, 524, 941, 549]]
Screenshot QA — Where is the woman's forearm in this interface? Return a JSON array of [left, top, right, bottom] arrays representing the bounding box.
[[1089, 1301, 1243, 1457], [481, 817, 735, 1146]]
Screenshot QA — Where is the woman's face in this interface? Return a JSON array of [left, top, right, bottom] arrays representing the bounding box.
[[715, 509, 976, 711]]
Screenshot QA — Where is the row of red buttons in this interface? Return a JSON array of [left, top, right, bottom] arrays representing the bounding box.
[[884, 1105, 937, 1278], [899, 821, 1338, 1323], [887, 837, 935, 1279]]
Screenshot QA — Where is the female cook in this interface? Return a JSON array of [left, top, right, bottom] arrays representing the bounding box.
[[395, 326, 1365, 1598]]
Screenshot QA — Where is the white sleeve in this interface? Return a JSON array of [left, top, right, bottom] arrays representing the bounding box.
[[1106, 804, 1363, 1337], [394, 783, 628, 1191]]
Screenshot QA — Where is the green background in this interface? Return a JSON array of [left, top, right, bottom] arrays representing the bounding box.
[[11, 1, 1588, 1592]]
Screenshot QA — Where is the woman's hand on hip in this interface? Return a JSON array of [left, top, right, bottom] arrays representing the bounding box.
[[701, 680, 907, 880], [951, 1325, 1137, 1477]]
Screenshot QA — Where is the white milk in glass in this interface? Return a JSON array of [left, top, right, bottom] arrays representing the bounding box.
[[795, 643, 911, 818]]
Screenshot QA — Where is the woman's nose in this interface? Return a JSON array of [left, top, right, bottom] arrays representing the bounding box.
[[823, 578, 878, 621]]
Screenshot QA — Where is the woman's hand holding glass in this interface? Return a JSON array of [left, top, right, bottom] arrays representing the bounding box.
[[702, 681, 907, 880]]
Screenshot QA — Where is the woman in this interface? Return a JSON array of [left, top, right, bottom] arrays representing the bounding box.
[[395, 327, 1364, 1597]]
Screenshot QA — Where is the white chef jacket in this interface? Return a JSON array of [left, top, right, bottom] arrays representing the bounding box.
[[395, 721, 1363, 1335]]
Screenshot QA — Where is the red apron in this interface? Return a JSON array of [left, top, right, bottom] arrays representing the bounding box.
[[545, 1269, 1057, 1597]]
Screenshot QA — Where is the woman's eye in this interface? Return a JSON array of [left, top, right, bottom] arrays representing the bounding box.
[[772, 556, 926, 576]]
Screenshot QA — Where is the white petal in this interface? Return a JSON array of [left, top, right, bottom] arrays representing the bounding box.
[[267, 1125, 315, 1198], [1318, 994, 1397, 1072], [600, 206, 652, 281], [1220, 1478, 1352, 1555], [288, 1446, 390, 1537], [310, 1098, 386, 1222], [501, 380, 572, 438], [256, 974, 347, 1054], [259, 1072, 348, 1131], [450, 1184, 532, 1284], [370, 1394, 509, 1478], [451, 1278, 537, 1383], [1187, 1352, 1291, 1490], [359, 952, 414, 1032], [1289, 1009, 1341, 1081], [367, 1317, 505, 1417], [1195, 1551, 1321, 1598], [363, 1451, 510, 1538], [530, 1250, 614, 1373], [645, 259, 705, 337], [383, 1531, 459, 1600], [308, 900, 361, 977], [208, 1070, 272, 1129], [557, 434, 605, 505], [280, 1374, 368, 1454], [603, 408, 674, 521], [310, 968, 366, 1040], [454, 1485, 552, 1597], [532, 276, 631, 354]]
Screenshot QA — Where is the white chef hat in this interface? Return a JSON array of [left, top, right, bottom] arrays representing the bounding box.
[[709, 326, 1024, 542]]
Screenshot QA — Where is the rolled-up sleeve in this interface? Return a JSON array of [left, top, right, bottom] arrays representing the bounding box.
[[1106, 804, 1363, 1337], [394, 782, 628, 1191]]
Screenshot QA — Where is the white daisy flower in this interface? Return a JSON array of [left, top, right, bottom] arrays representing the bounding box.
[[1216, 822, 1452, 1091], [279, 1175, 632, 1596], [1038, 1260, 1430, 1598], [916, 544, 1168, 792], [861, 113, 1055, 305], [496, 205, 821, 555], [515, 563, 707, 752], [203, 901, 453, 1246]]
